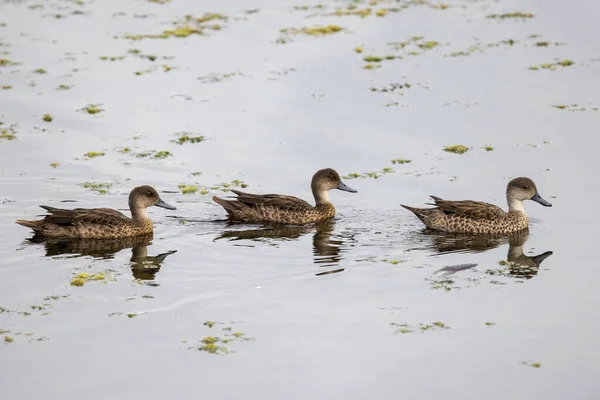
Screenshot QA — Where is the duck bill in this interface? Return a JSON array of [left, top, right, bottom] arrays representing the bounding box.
[[337, 181, 358, 193], [155, 198, 177, 210], [531, 193, 552, 207]]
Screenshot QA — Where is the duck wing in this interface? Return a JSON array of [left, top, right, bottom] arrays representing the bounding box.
[[230, 190, 312, 209], [40, 206, 130, 225], [429, 196, 505, 220]]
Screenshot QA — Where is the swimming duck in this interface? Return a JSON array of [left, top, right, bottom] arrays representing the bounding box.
[[213, 168, 358, 224], [401, 177, 552, 234], [16, 185, 176, 239]]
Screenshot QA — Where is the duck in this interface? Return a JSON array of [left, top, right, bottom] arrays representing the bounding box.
[[212, 168, 358, 224], [401, 177, 552, 234], [16, 185, 176, 239]]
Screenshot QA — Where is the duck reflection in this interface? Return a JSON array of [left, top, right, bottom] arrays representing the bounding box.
[[25, 234, 176, 280], [425, 230, 552, 279], [216, 221, 350, 275]]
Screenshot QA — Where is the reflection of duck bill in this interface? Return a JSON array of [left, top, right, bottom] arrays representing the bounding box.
[[531, 251, 553, 266], [153, 250, 177, 263]]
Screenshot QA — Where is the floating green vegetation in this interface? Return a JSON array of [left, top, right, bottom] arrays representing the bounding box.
[[370, 82, 411, 93], [191, 325, 255, 354], [33, 68, 47, 74], [1, 85, 12, 90], [487, 12, 534, 19], [116, 147, 131, 154], [70, 271, 108, 287], [343, 167, 394, 180], [354, 46, 364, 53], [293, 4, 327, 11], [444, 145, 469, 154], [390, 323, 413, 334], [427, 277, 455, 291], [388, 36, 440, 55], [363, 63, 381, 70], [136, 150, 172, 159], [552, 104, 597, 112], [391, 158, 411, 164], [4, 335, 14, 343], [484, 145, 494, 151], [195, 12, 227, 24], [418, 40, 439, 50], [391, 321, 450, 335], [83, 151, 105, 159], [530, 59, 574, 71], [125, 25, 202, 40], [42, 114, 53, 122], [0, 126, 16, 141], [49, 162, 60, 168], [79, 182, 112, 195], [0, 58, 18, 67], [535, 41, 550, 47], [172, 132, 205, 145], [127, 313, 137, 318], [485, 322, 496, 326], [381, 259, 406, 265], [190, 171, 202, 176], [99, 56, 125, 61], [522, 361, 542, 368], [363, 55, 382, 62], [178, 184, 198, 194], [154, 150, 171, 159], [197, 336, 228, 354], [197, 72, 240, 83], [278, 24, 343, 43], [80, 104, 103, 114], [57, 84, 72, 91]]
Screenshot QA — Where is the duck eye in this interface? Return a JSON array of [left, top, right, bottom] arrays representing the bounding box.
[[522, 186, 528, 190], [146, 191, 152, 196]]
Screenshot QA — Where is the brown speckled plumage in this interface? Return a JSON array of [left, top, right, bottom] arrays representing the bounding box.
[[15, 185, 176, 239], [401, 177, 552, 234], [213, 168, 358, 224]]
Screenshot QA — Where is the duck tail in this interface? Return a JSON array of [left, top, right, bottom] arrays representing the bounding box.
[[212, 196, 237, 214], [400, 204, 419, 214], [15, 220, 43, 230]]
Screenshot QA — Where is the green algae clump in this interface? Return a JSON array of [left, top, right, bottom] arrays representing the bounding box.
[[0, 58, 19, 67], [444, 145, 469, 154], [50, 162, 60, 168], [83, 151, 105, 159], [80, 181, 112, 194], [486, 12, 534, 19], [280, 25, 343, 37], [418, 41, 439, 50], [0, 127, 16, 141], [4, 335, 14, 343], [70, 277, 86, 287], [172, 132, 205, 145], [484, 145, 494, 151], [80, 104, 103, 114], [178, 184, 198, 194], [363, 55, 382, 62], [391, 158, 411, 164], [153, 150, 171, 159], [558, 59, 574, 66], [42, 114, 53, 122], [125, 25, 202, 40]]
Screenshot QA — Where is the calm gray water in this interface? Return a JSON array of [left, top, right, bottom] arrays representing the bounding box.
[[1, 0, 599, 399]]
